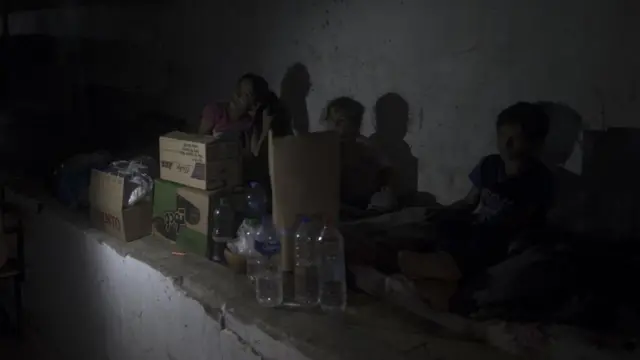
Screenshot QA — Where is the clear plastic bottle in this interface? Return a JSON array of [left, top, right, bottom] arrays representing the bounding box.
[[245, 182, 267, 221], [242, 218, 263, 282], [211, 196, 235, 263], [316, 223, 347, 313], [254, 217, 283, 307], [294, 217, 321, 307]]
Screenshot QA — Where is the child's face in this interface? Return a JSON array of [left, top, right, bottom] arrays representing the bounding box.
[[497, 123, 535, 162], [230, 79, 258, 118], [327, 107, 359, 140]]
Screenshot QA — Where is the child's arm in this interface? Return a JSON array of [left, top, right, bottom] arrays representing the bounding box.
[[427, 156, 486, 219], [198, 104, 216, 135], [249, 107, 274, 156], [426, 186, 480, 222], [449, 186, 481, 212]]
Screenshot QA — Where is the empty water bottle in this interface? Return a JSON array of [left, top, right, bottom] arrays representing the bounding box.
[[241, 218, 263, 282], [254, 217, 283, 307], [245, 182, 267, 221], [212, 196, 235, 262], [294, 217, 322, 307], [317, 223, 347, 313]]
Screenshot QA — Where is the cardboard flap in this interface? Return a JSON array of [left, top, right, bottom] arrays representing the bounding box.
[[269, 131, 340, 270], [161, 131, 216, 144], [269, 131, 340, 228], [90, 169, 125, 210]]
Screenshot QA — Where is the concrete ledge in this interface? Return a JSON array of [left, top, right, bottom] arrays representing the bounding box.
[[7, 187, 512, 360]]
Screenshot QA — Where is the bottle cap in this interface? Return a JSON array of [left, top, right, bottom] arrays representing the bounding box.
[[249, 181, 259, 188], [300, 216, 311, 223]]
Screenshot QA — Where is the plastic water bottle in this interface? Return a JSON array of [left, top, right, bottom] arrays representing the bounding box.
[[211, 196, 235, 262], [254, 217, 283, 307], [242, 218, 263, 282], [294, 217, 321, 307], [245, 182, 267, 220], [317, 224, 347, 313]]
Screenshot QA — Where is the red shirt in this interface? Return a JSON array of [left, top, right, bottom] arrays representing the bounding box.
[[198, 102, 253, 135]]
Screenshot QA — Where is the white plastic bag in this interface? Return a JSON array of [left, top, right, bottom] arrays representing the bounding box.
[[106, 157, 155, 207], [228, 219, 261, 256]]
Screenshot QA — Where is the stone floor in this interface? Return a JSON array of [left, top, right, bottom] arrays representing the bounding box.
[[0, 331, 58, 360]]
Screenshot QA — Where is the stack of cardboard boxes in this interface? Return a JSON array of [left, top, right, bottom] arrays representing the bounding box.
[[89, 131, 243, 259], [88, 128, 342, 272], [152, 132, 242, 257]]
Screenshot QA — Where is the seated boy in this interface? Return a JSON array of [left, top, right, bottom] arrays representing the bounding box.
[[398, 102, 553, 309], [323, 97, 395, 211]]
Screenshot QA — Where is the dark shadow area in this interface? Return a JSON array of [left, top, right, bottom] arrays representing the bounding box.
[[0, 35, 184, 182], [538, 101, 583, 167], [368, 93, 422, 204], [536, 101, 586, 232], [279, 63, 310, 134]]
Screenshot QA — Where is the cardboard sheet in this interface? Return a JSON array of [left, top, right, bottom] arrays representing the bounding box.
[[269, 131, 340, 271]]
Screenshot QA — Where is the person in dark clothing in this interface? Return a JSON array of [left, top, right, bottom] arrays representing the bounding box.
[[398, 102, 553, 309]]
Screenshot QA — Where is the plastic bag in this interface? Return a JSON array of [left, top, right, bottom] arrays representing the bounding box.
[[228, 218, 261, 256], [105, 156, 155, 207]]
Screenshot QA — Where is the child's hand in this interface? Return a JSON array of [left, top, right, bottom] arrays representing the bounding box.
[[368, 186, 398, 212], [424, 206, 448, 222], [261, 106, 274, 132], [249, 106, 275, 156]]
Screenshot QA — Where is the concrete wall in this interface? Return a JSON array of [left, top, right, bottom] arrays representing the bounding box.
[[12, 193, 298, 360], [8, 0, 640, 203], [22, 205, 223, 359], [10, 190, 521, 360]]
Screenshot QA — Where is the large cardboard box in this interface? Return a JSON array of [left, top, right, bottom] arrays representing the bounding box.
[[152, 179, 230, 257], [269, 131, 340, 271], [159, 131, 242, 190], [89, 169, 152, 242]]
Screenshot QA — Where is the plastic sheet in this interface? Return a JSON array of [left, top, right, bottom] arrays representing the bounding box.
[[105, 156, 155, 207], [228, 219, 261, 256]]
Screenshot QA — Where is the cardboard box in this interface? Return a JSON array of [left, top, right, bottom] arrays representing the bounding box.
[[159, 131, 242, 190], [152, 179, 231, 257], [89, 169, 152, 242], [269, 131, 340, 271]]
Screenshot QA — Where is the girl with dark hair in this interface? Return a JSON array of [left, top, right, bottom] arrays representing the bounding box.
[[198, 73, 291, 156], [198, 73, 291, 191]]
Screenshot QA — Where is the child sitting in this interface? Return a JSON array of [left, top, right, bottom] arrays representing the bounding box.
[[399, 102, 553, 310], [322, 97, 394, 211]]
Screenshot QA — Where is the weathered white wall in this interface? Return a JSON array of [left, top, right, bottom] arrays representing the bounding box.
[[23, 208, 223, 359], [13, 193, 291, 360], [8, 0, 640, 203]]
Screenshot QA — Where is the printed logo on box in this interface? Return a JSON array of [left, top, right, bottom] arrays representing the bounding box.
[[102, 211, 121, 231], [164, 208, 186, 234], [161, 161, 174, 170]]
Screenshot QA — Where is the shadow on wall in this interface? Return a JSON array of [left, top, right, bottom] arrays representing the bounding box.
[[538, 101, 583, 167], [582, 127, 640, 238], [537, 101, 586, 232], [369, 93, 422, 203], [279, 63, 311, 134]]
